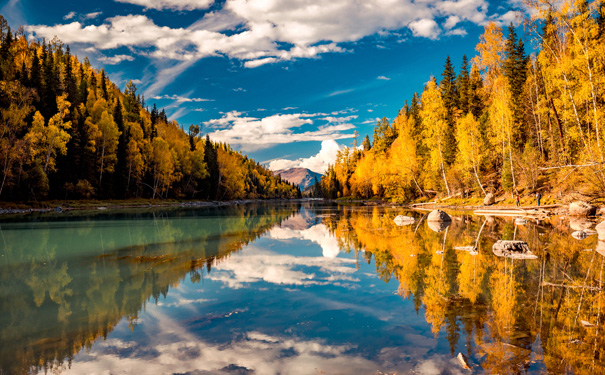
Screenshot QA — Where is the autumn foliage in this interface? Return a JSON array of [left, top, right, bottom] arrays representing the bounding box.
[[0, 17, 300, 201], [320, 0, 605, 200]]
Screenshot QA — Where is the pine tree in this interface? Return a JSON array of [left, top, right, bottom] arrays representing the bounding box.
[[457, 55, 470, 114]]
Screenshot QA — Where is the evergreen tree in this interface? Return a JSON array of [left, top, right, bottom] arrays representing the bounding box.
[[457, 55, 470, 114]]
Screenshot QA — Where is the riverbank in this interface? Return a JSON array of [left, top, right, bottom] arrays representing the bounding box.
[[0, 198, 310, 216]]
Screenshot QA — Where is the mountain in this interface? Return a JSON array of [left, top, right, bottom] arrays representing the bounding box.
[[274, 168, 323, 189]]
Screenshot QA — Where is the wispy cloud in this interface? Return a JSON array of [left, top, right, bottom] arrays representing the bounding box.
[[328, 89, 354, 97], [63, 11, 76, 20], [98, 54, 135, 65], [115, 0, 214, 11], [377, 75, 390, 81], [152, 94, 214, 103]]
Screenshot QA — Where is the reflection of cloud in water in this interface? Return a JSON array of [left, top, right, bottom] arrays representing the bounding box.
[[157, 298, 213, 308], [207, 246, 357, 289], [56, 308, 458, 375], [269, 223, 341, 258]]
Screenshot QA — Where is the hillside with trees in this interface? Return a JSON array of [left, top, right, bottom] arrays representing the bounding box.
[[0, 15, 300, 201], [318, 0, 605, 202]]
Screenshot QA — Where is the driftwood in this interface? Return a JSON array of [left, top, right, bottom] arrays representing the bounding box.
[[541, 282, 602, 291]]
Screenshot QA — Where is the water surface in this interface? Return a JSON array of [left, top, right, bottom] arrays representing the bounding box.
[[1, 203, 603, 374]]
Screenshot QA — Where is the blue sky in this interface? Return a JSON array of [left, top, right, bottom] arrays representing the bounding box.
[[1, 0, 523, 173]]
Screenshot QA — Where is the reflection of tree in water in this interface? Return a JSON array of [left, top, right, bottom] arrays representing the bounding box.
[[324, 207, 605, 374], [0, 203, 296, 375]]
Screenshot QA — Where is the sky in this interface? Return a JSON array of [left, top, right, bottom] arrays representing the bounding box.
[[1, 0, 525, 174]]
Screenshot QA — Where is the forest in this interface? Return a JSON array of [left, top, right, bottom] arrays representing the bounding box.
[[0, 15, 300, 201], [318, 0, 605, 202]]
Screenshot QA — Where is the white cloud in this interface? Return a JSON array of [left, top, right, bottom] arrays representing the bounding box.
[[26, 0, 495, 77], [377, 75, 390, 80], [269, 139, 343, 174], [205, 112, 355, 152], [63, 11, 76, 20], [328, 88, 354, 97], [409, 19, 441, 39], [152, 94, 213, 102], [98, 54, 135, 64], [84, 11, 102, 19], [115, 0, 214, 11], [207, 245, 356, 288], [269, 223, 343, 258]]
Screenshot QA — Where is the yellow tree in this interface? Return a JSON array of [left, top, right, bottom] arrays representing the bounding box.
[[456, 112, 486, 195], [150, 137, 176, 198], [26, 95, 72, 174], [420, 77, 451, 196], [96, 110, 120, 186], [0, 81, 33, 196]]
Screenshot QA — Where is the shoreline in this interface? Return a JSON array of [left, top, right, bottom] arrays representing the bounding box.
[[0, 198, 316, 217]]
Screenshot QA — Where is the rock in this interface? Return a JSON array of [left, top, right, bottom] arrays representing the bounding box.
[[492, 240, 538, 259], [583, 229, 597, 236], [427, 210, 451, 222], [569, 217, 593, 231], [428, 220, 451, 233], [598, 207, 605, 216], [597, 241, 605, 256], [569, 201, 597, 216], [54, 206, 63, 213], [572, 231, 588, 240], [515, 218, 527, 225], [483, 193, 495, 206], [393, 215, 415, 226], [597, 221, 605, 241]]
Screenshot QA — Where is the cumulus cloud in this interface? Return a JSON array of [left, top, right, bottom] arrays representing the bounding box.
[[268, 139, 342, 174], [115, 0, 214, 11], [26, 0, 496, 74], [204, 112, 355, 152], [409, 18, 441, 39]]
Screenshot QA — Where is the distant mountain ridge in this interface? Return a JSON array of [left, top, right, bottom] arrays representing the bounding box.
[[274, 168, 323, 189]]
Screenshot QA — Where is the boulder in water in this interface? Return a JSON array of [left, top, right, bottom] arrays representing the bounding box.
[[492, 240, 538, 259], [427, 210, 451, 222], [393, 215, 415, 226], [483, 193, 495, 206], [569, 201, 596, 216]]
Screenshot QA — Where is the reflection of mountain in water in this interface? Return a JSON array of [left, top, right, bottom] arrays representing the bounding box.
[[0, 203, 296, 375], [269, 207, 341, 258], [323, 207, 605, 375]]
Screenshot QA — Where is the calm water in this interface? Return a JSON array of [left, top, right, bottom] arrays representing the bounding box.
[[1, 202, 604, 374]]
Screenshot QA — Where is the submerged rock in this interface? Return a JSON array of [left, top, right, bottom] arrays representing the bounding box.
[[569, 201, 596, 216], [393, 215, 415, 226], [484, 193, 495, 206], [427, 209, 451, 222], [492, 240, 538, 259]]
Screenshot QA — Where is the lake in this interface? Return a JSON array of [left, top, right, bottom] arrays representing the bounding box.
[[0, 202, 603, 374]]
